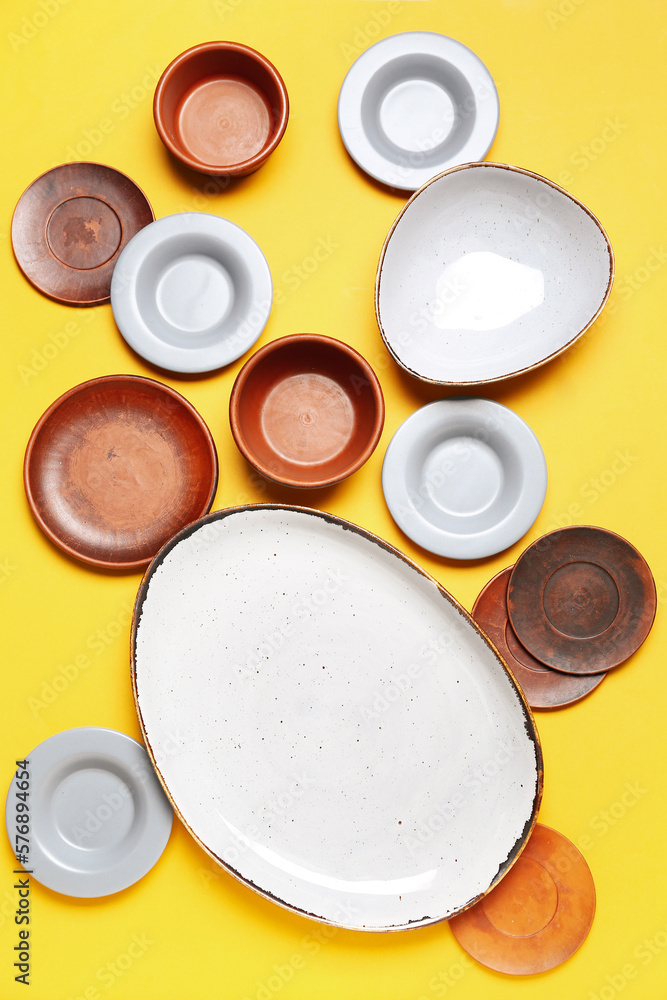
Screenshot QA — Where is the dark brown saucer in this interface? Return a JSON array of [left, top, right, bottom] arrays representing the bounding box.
[[449, 824, 596, 975], [473, 568, 606, 708], [12, 162, 154, 305], [507, 526, 656, 675], [24, 375, 218, 570]]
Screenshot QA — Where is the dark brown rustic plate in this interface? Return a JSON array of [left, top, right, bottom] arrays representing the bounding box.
[[507, 526, 656, 675], [12, 162, 154, 305], [449, 824, 596, 975], [24, 375, 218, 570], [472, 567, 606, 708]]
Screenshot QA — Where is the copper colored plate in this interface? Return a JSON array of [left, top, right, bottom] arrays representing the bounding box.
[[12, 162, 154, 305], [473, 568, 606, 709], [507, 526, 656, 675], [449, 824, 596, 974], [24, 376, 218, 570]]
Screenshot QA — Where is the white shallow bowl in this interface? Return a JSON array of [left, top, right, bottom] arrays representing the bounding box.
[[376, 162, 614, 384], [5, 728, 173, 897], [337, 32, 499, 191], [132, 505, 542, 931], [110, 213, 272, 373], [382, 398, 548, 560]]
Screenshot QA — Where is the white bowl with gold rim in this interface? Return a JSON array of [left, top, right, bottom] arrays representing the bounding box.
[[376, 162, 614, 385]]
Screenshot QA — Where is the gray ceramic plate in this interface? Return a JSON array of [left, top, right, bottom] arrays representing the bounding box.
[[110, 212, 272, 373], [338, 32, 499, 191], [382, 398, 547, 560], [5, 728, 173, 897]]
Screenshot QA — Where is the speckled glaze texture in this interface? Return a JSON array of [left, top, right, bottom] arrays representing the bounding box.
[[376, 162, 614, 385], [132, 505, 542, 931]]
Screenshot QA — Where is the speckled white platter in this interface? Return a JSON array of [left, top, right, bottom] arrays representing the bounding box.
[[376, 162, 614, 385], [132, 506, 542, 931], [337, 32, 499, 192], [382, 398, 547, 560]]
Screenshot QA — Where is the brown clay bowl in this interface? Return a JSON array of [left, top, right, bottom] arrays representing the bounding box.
[[24, 375, 218, 571], [229, 334, 385, 488], [153, 41, 289, 177]]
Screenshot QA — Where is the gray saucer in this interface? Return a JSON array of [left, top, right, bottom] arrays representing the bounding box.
[[110, 212, 272, 374], [5, 727, 173, 897], [382, 398, 547, 560]]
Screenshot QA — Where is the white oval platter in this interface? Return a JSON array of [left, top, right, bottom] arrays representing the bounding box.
[[376, 162, 614, 385], [132, 505, 542, 931]]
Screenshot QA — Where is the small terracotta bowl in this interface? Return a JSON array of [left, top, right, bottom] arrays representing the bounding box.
[[154, 41, 289, 177], [230, 334, 385, 488]]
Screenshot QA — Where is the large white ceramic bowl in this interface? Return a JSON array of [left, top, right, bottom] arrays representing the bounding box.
[[132, 505, 543, 931], [376, 162, 614, 385], [110, 213, 272, 373]]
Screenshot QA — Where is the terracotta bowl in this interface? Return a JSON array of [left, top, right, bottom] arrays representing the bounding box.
[[154, 41, 289, 177], [229, 334, 385, 488]]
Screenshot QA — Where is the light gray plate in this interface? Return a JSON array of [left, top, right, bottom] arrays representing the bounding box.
[[382, 398, 547, 560], [5, 727, 173, 897], [338, 32, 499, 191], [111, 212, 272, 373]]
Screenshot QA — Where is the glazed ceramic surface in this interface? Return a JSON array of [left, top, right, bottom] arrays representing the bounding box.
[[382, 398, 547, 560], [338, 32, 498, 191], [229, 334, 385, 488], [154, 42, 289, 177], [110, 213, 272, 373], [11, 162, 154, 306], [24, 375, 218, 570], [376, 163, 614, 384], [132, 505, 542, 931], [5, 728, 172, 897]]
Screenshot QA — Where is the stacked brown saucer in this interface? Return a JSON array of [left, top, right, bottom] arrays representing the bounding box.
[[472, 526, 656, 710]]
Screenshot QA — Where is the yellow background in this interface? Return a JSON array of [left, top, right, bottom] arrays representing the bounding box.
[[1, 0, 666, 997]]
